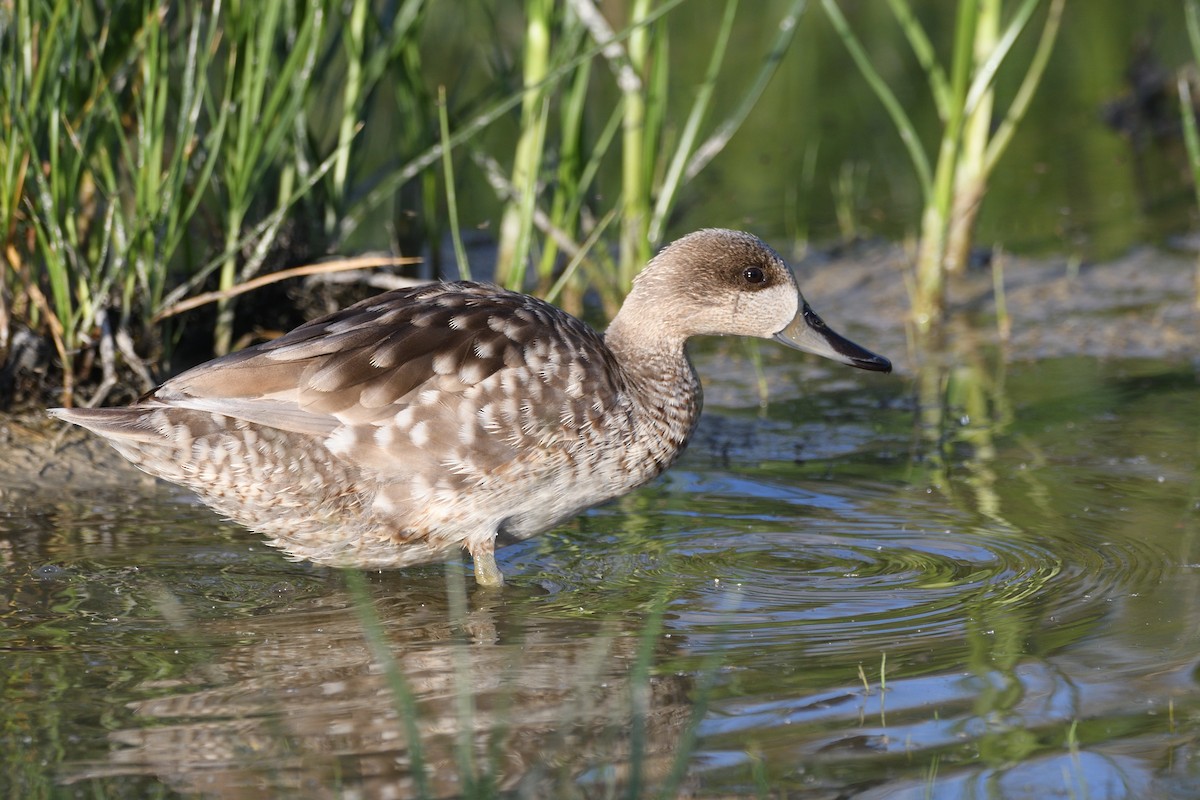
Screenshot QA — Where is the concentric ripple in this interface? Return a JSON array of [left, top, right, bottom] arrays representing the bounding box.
[[525, 470, 1171, 666]]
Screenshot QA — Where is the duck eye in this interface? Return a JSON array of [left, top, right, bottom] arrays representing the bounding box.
[[742, 266, 766, 284]]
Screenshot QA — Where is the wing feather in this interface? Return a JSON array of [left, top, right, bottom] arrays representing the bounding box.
[[146, 283, 628, 478]]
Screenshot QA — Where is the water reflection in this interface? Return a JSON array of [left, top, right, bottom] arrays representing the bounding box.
[[64, 579, 697, 798], [2, 356, 1199, 797], [891, 348, 1200, 797]]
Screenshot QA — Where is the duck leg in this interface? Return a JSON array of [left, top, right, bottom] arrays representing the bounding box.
[[469, 538, 505, 588]]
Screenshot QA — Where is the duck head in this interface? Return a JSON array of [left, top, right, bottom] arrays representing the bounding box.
[[614, 228, 891, 373]]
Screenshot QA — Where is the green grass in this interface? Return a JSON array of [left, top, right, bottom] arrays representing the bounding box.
[[1, 0, 807, 406], [1181, 0, 1200, 310], [822, 0, 1064, 332], [344, 568, 432, 797]]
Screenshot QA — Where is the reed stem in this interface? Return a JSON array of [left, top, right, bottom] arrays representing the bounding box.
[[620, 0, 654, 290], [495, 0, 552, 289]]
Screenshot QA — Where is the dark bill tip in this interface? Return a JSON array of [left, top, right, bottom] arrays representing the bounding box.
[[775, 302, 892, 373]]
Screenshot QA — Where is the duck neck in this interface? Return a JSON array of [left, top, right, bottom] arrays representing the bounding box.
[[605, 303, 692, 387], [604, 304, 703, 445]]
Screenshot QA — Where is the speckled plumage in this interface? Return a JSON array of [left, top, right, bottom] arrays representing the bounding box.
[[52, 229, 891, 585]]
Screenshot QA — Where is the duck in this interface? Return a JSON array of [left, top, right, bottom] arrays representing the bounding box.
[[51, 229, 891, 586]]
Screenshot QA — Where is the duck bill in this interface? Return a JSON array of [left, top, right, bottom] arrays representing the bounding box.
[[774, 302, 892, 373]]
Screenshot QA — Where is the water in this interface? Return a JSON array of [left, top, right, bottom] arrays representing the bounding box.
[[2, 353, 1197, 798]]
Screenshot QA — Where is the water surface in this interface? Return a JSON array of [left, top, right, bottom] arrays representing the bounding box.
[[2, 353, 1198, 798]]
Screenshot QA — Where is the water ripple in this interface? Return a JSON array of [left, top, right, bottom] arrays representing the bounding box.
[[524, 472, 1171, 666]]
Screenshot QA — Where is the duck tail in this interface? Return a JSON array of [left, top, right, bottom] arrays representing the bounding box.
[[48, 406, 163, 445]]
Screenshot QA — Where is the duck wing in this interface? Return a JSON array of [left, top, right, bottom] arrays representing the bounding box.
[[152, 282, 628, 476]]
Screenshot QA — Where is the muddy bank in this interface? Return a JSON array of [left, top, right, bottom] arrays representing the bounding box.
[[802, 242, 1199, 364], [0, 413, 167, 496]]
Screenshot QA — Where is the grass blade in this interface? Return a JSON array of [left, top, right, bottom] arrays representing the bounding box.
[[335, 0, 685, 250], [494, 0, 552, 288], [544, 207, 617, 304], [649, 0, 738, 244], [963, 0, 1043, 118], [625, 595, 668, 799], [686, 0, 808, 183], [343, 569, 431, 798], [1182, 0, 1200, 309], [438, 85, 471, 281], [984, 0, 1065, 171], [821, 0, 932, 198], [887, 0, 950, 118]]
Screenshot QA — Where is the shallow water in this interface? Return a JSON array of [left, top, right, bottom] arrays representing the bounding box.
[[2, 352, 1199, 799]]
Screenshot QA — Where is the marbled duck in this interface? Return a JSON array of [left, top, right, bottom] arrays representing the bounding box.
[[52, 229, 891, 586]]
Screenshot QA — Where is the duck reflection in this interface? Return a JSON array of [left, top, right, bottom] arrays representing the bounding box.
[[67, 576, 696, 798]]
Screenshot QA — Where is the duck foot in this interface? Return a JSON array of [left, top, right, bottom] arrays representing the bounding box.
[[469, 544, 505, 588]]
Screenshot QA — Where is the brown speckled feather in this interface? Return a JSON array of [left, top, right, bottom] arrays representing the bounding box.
[[61, 282, 696, 570], [51, 229, 891, 584]]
